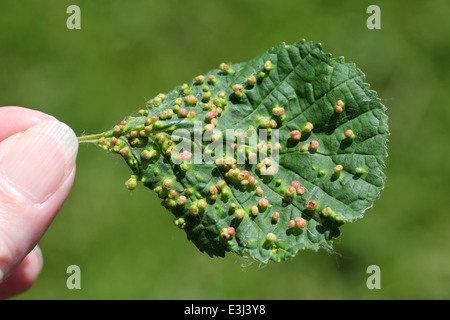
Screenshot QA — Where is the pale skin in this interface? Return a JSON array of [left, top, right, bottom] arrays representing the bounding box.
[[0, 106, 78, 299]]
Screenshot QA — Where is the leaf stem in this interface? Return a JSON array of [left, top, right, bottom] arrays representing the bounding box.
[[77, 133, 109, 145]]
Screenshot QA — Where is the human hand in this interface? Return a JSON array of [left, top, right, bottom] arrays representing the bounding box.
[[0, 106, 78, 299]]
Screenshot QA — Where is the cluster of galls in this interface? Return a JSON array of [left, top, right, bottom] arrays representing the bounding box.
[[256, 157, 277, 176], [291, 100, 362, 181], [260, 60, 273, 80], [227, 128, 280, 161], [334, 99, 345, 113], [257, 104, 286, 138], [150, 177, 209, 227], [97, 121, 152, 172], [283, 180, 305, 202], [203, 100, 224, 131], [220, 227, 235, 241], [304, 199, 344, 224], [160, 176, 235, 228], [288, 217, 306, 230], [106, 56, 356, 255], [188, 198, 208, 217], [227, 196, 271, 221], [215, 158, 259, 189], [320, 206, 343, 223], [146, 68, 231, 135], [139, 59, 285, 243], [226, 59, 274, 103], [152, 178, 183, 210], [188, 75, 229, 132]]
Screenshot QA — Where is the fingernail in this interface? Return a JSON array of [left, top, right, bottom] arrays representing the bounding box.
[[32, 245, 43, 275], [0, 120, 78, 204], [19, 245, 44, 285]]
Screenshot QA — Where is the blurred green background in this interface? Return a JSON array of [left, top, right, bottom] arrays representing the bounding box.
[[1, 0, 449, 299]]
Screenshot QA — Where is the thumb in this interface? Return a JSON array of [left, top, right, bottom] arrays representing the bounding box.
[[0, 119, 78, 282]]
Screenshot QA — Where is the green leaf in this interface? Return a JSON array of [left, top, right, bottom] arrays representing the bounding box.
[[79, 40, 389, 263]]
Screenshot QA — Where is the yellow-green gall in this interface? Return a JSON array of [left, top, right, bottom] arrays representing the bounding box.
[[247, 75, 257, 86], [203, 91, 212, 101], [208, 75, 218, 85], [235, 209, 245, 220], [173, 217, 185, 229], [189, 204, 199, 217], [198, 199, 207, 209], [303, 122, 314, 133], [321, 207, 333, 217], [334, 164, 343, 174], [125, 176, 137, 190], [355, 167, 367, 175], [250, 206, 259, 216], [177, 196, 187, 206], [232, 84, 244, 93], [272, 105, 285, 116], [265, 233, 277, 242], [195, 75, 205, 84], [141, 149, 157, 160], [219, 63, 229, 71], [264, 60, 273, 71], [184, 95, 198, 106]]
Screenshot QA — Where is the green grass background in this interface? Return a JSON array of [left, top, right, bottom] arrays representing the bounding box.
[[1, 0, 449, 299]]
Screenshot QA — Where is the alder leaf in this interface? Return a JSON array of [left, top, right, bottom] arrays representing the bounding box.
[[79, 40, 389, 263]]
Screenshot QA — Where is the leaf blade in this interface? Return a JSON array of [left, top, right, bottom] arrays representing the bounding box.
[[81, 40, 389, 263]]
